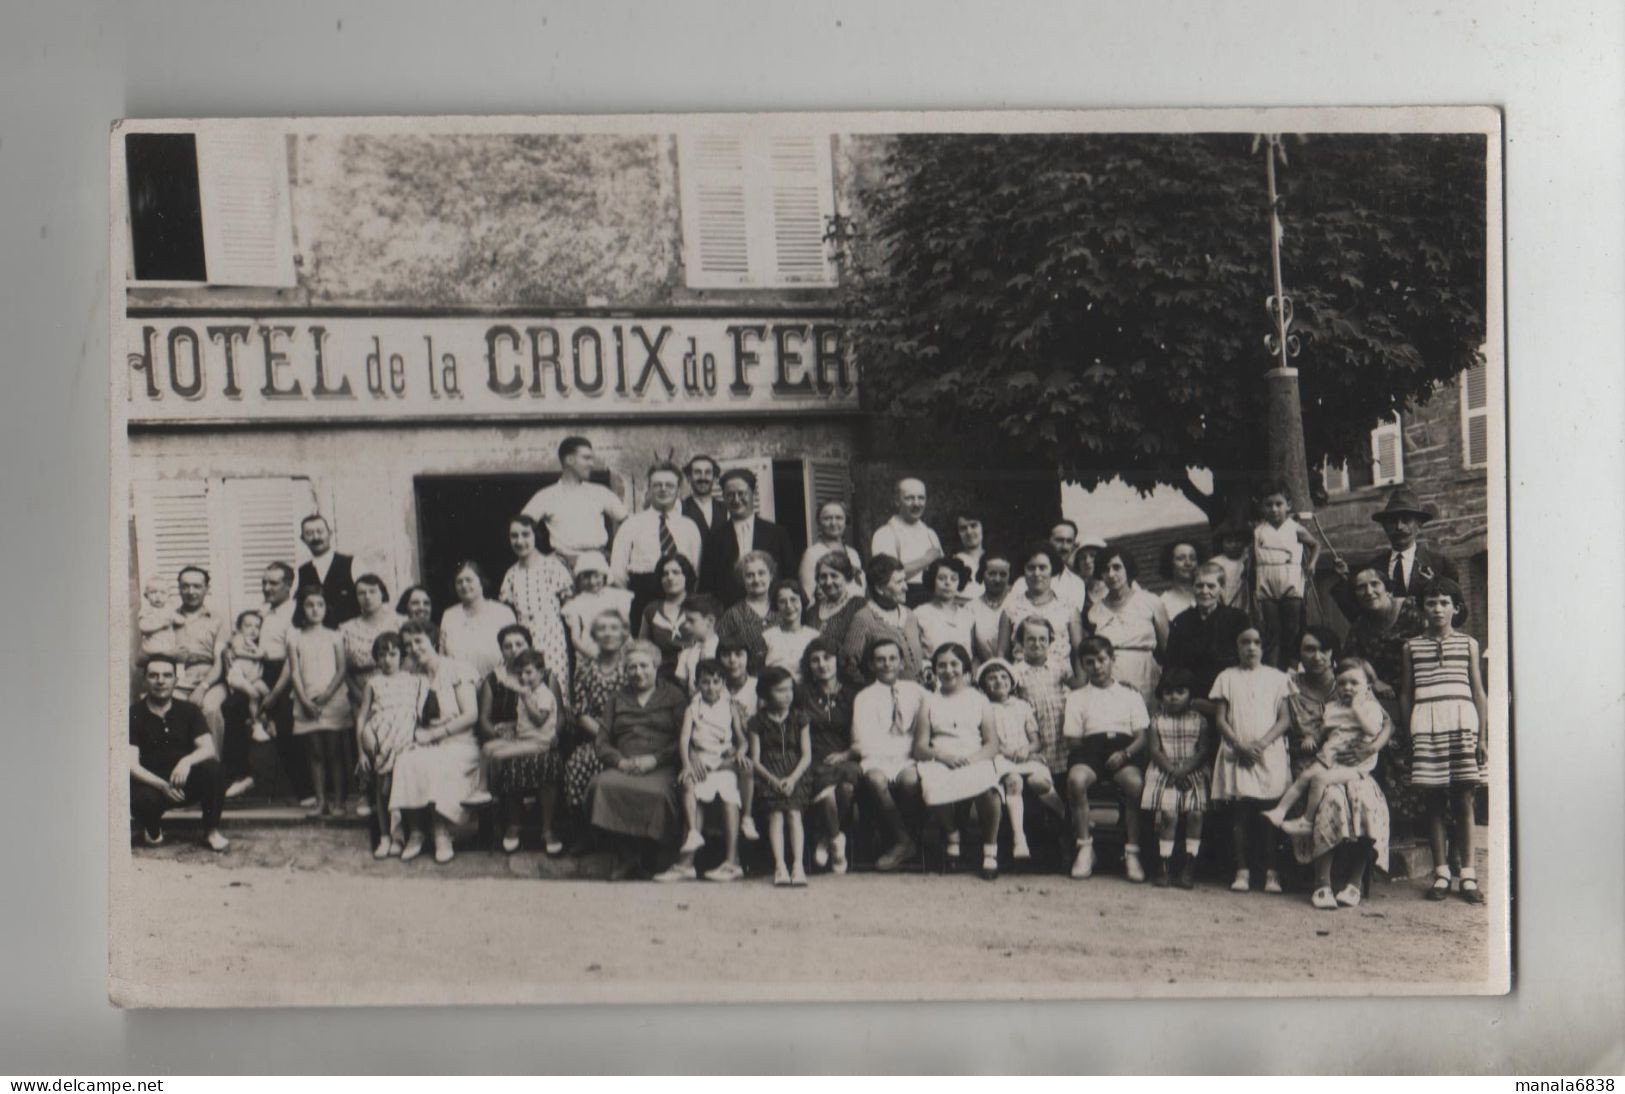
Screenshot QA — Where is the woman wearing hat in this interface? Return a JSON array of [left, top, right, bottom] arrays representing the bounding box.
[[1332, 486, 1460, 615]]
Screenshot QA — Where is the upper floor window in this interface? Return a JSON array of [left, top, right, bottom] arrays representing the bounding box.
[[1460, 357, 1489, 469], [123, 126, 297, 288], [1323, 413, 1405, 494], [677, 133, 837, 289]]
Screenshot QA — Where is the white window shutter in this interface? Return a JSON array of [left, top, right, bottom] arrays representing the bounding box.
[[1461, 359, 1489, 469], [196, 127, 297, 287], [1322, 457, 1350, 495], [803, 459, 852, 532], [678, 134, 751, 288], [219, 478, 315, 617], [717, 456, 776, 521], [133, 479, 215, 602], [765, 135, 836, 286], [1370, 414, 1405, 485]]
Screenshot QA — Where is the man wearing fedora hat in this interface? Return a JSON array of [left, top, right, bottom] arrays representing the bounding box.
[[1331, 485, 1460, 613]]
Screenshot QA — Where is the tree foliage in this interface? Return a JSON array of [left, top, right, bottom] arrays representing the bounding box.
[[842, 133, 1487, 521]]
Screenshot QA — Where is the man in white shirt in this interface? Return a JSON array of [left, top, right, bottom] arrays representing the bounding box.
[[1009, 520, 1093, 612], [869, 477, 942, 608], [851, 638, 926, 871], [681, 455, 721, 537], [521, 436, 629, 567], [609, 461, 704, 627]]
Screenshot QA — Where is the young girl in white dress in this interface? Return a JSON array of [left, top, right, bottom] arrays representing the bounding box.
[[979, 658, 1063, 862], [762, 580, 820, 684], [355, 631, 424, 857], [288, 585, 354, 818], [1209, 627, 1294, 894], [913, 643, 1003, 879], [914, 557, 976, 659], [674, 659, 749, 882]]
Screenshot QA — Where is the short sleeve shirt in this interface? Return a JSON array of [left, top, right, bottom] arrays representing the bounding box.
[[521, 481, 628, 554], [129, 699, 211, 774], [1061, 681, 1150, 740], [870, 517, 942, 584]]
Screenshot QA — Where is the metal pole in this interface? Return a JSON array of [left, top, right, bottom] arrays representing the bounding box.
[[1260, 134, 1313, 516]]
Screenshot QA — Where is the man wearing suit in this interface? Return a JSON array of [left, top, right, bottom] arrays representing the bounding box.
[[701, 467, 795, 604], [295, 514, 359, 629], [1331, 485, 1460, 616], [681, 454, 721, 537]]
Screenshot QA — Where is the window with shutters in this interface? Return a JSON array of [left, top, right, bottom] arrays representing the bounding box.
[[677, 133, 838, 289], [123, 126, 297, 287], [802, 459, 852, 534], [1323, 413, 1404, 494], [132, 477, 317, 621], [1460, 358, 1490, 469], [1370, 413, 1405, 486]]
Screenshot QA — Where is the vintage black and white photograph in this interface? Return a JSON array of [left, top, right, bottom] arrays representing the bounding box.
[[108, 109, 1508, 1006]]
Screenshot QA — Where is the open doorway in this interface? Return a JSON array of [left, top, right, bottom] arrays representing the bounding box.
[[414, 472, 609, 612]]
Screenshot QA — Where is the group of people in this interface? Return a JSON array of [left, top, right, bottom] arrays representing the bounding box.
[[130, 436, 1489, 909]]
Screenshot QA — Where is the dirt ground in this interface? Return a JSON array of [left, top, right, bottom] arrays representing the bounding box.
[[109, 823, 1495, 1006]]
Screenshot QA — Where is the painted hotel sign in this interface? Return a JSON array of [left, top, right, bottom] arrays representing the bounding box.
[[123, 315, 859, 423]]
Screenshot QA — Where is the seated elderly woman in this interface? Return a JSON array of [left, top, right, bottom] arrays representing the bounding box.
[[586, 639, 689, 880], [388, 621, 482, 865], [1283, 627, 1393, 910]]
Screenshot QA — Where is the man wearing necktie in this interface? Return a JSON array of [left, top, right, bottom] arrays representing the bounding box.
[[851, 638, 927, 871], [609, 462, 703, 633], [1331, 485, 1460, 615]]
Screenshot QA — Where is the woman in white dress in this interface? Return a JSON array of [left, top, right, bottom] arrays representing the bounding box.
[[913, 557, 975, 660], [1087, 545, 1170, 701], [438, 560, 517, 680], [389, 622, 482, 865], [498, 514, 575, 696], [912, 643, 1003, 880]]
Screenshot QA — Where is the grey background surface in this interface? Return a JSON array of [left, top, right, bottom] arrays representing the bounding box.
[[2, 0, 1621, 1074]]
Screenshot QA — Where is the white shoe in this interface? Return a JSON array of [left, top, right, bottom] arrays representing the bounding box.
[[355, 799, 373, 818], [373, 837, 392, 860], [702, 862, 743, 882], [1124, 848, 1146, 884], [1335, 883, 1363, 907], [461, 790, 493, 807], [224, 777, 255, 800], [501, 833, 521, 854], [654, 863, 697, 883], [400, 835, 425, 862], [813, 839, 830, 868], [680, 829, 706, 854], [830, 833, 849, 875], [1311, 886, 1339, 910], [139, 825, 164, 847], [790, 866, 808, 887], [1230, 869, 1251, 892], [204, 830, 230, 853], [298, 796, 318, 809], [740, 816, 760, 841], [1263, 871, 1284, 894], [945, 831, 962, 859], [1070, 841, 1095, 879], [433, 837, 455, 865], [773, 865, 791, 886], [1012, 839, 1032, 861]]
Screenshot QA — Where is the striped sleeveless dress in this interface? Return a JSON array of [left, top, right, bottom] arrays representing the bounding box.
[[1405, 631, 1485, 787]]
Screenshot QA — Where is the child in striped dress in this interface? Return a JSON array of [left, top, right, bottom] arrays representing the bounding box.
[[1401, 578, 1489, 904], [1141, 668, 1212, 889], [1009, 617, 1073, 782]]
